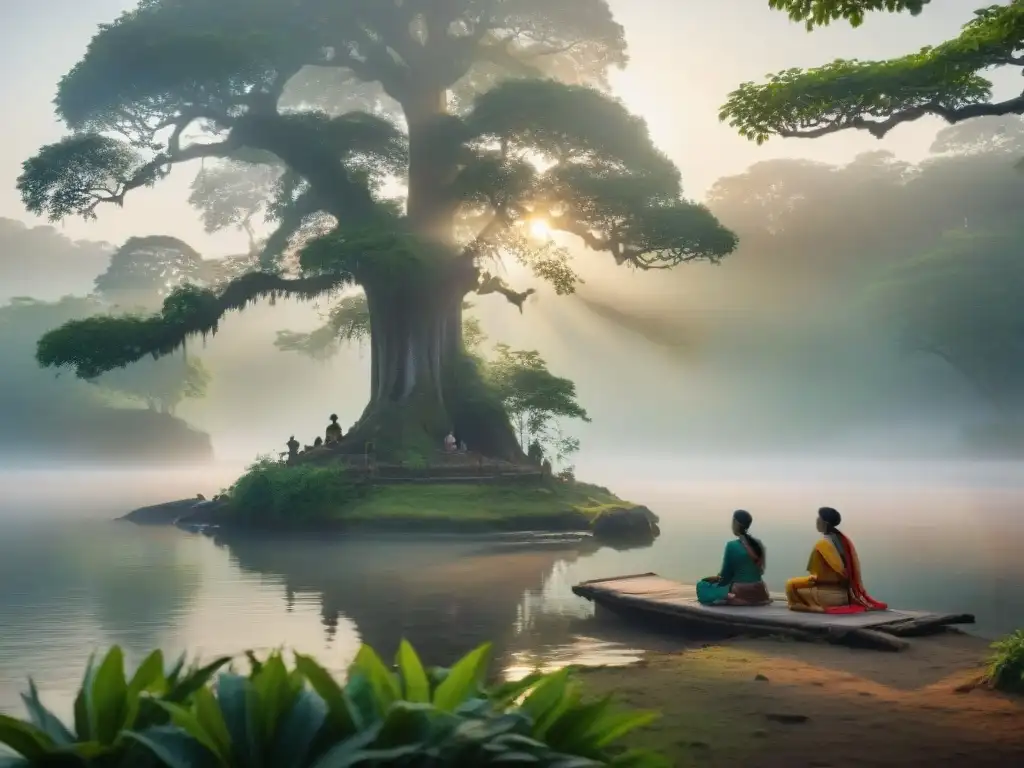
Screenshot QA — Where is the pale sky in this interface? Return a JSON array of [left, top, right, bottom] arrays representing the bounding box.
[[0, 0, 1007, 258]]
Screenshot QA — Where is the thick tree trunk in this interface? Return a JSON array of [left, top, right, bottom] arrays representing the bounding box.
[[405, 85, 461, 240], [345, 279, 523, 461], [329, 81, 523, 462]]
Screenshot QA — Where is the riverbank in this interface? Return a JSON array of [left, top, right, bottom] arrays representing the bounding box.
[[579, 632, 1024, 767]]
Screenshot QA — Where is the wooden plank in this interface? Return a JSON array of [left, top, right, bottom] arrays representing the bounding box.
[[574, 575, 914, 629], [873, 613, 975, 637], [585, 588, 909, 651], [572, 573, 973, 652]]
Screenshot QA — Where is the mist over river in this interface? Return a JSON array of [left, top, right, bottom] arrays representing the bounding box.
[[1, 458, 1021, 716]]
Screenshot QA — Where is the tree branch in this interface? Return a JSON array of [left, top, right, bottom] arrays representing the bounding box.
[[37, 272, 352, 379], [121, 138, 239, 202], [476, 272, 536, 313], [548, 214, 611, 252], [779, 93, 1024, 140]]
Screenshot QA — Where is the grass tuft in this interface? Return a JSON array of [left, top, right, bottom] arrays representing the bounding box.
[[985, 629, 1024, 693]]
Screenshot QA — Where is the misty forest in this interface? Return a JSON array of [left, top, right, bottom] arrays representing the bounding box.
[[3, 0, 1023, 467], [5, 2, 1024, 767]]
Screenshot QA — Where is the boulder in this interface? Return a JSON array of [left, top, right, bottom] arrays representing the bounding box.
[[591, 505, 661, 546]]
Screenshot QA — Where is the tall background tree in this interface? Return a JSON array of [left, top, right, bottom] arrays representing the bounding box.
[[0, 222, 219, 462], [572, 115, 1024, 451], [0, 296, 211, 463], [22, 0, 735, 462], [94, 235, 204, 310]]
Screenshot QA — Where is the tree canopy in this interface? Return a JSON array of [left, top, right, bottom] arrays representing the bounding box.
[[486, 343, 590, 465], [24, 0, 736, 459], [94, 235, 204, 309], [721, 1, 1024, 143], [768, 0, 931, 29]]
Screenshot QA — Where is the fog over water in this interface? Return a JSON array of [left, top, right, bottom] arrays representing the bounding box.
[[1, 0, 1023, 724], [2, 459, 1022, 717]]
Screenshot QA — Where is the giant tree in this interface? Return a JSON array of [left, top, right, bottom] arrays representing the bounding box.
[[721, 1, 1024, 143], [23, 0, 735, 460]]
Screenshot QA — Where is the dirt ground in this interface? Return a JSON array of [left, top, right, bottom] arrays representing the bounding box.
[[578, 631, 1024, 767]]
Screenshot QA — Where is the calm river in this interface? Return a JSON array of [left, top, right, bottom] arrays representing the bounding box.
[[1, 458, 1021, 716]]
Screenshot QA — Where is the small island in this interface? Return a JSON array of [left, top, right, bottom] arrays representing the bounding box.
[[130, 444, 660, 545]]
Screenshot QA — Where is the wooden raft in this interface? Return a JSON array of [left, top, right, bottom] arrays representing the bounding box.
[[572, 573, 975, 652]]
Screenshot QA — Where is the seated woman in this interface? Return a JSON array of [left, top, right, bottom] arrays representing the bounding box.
[[696, 510, 770, 606], [785, 507, 888, 614]]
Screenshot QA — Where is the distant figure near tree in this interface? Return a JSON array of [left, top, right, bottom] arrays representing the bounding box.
[[444, 431, 456, 452], [527, 440, 544, 465], [286, 435, 300, 461], [325, 414, 343, 445]]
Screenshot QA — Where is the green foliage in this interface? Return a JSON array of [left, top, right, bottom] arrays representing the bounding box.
[[22, 0, 734, 462], [0, 643, 666, 767], [18, 135, 144, 221], [768, 0, 931, 29], [22, 0, 733, 311], [228, 458, 367, 523], [985, 629, 1024, 693], [0, 646, 230, 765], [464, 79, 671, 176], [37, 272, 350, 378], [297, 228, 438, 288], [461, 79, 737, 271], [723, 2, 1022, 142], [37, 285, 219, 379], [487, 344, 591, 463]]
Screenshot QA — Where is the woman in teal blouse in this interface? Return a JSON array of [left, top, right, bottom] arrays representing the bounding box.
[[696, 510, 770, 606]]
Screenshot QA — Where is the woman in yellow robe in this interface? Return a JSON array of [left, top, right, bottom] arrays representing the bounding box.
[[785, 507, 888, 614]]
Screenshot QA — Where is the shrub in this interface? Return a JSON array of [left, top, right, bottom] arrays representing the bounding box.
[[228, 456, 367, 523], [0, 643, 667, 767], [0, 646, 230, 766], [986, 629, 1024, 693]]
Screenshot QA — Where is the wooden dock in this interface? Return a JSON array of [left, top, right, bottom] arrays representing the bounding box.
[[572, 573, 975, 652]]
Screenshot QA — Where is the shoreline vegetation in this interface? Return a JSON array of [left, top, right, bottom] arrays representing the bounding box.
[[122, 456, 661, 544], [0, 642, 667, 767]]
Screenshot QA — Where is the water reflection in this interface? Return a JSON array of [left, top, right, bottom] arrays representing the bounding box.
[[2, 463, 1023, 720], [218, 532, 623, 669]]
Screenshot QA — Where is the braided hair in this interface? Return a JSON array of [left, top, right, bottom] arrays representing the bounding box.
[[732, 509, 764, 560]]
